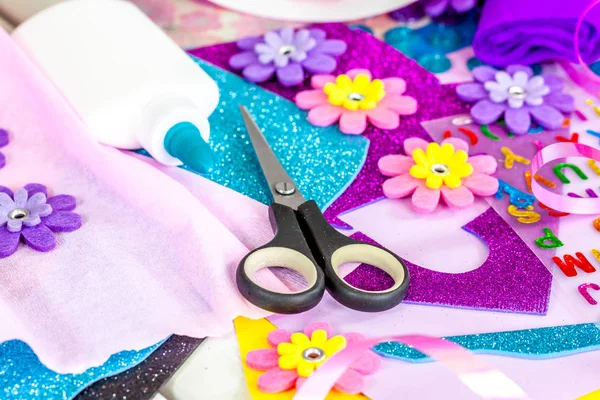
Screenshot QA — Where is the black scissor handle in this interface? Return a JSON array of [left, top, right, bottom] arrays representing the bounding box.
[[297, 201, 410, 312], [236, 203, 326, 314]]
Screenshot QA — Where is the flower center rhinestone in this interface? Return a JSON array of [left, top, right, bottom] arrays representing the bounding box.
[[452, 116, 473, 126], [8, 208, 30, 221], [279, 45, 296, 57], [508, 86, 526, 99], [431, 163, 450, 176], [302, 347, 326, 363], [347, 92, 365, 102]]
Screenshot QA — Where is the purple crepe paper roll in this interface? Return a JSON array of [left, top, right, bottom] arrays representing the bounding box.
[[473, 0, 600, 66]]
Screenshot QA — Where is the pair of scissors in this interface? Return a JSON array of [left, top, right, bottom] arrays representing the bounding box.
[[236, 106, 410, 314]]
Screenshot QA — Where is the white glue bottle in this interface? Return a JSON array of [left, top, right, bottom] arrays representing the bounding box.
[[12, 0, 219, 173]]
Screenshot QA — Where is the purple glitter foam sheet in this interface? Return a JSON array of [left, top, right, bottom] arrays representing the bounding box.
[[192, 23, 552, 314], [346, 209, 552, 314]]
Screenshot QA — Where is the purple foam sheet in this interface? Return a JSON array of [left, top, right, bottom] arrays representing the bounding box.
[[347, 208, 552, 313], [190, 23, 465, 229]]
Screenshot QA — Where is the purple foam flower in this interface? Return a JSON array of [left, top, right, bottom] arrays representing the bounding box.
[[0, 128, 8, 169], [229, 27, 347, 87], [0, 184, 82, 258], [422, 0, 477, 17], [456, 65, 575, 134]]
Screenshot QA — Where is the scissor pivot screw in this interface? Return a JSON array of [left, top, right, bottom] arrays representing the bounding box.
[[275, 182, 296, 196]]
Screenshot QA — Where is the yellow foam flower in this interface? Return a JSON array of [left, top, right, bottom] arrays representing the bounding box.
[[276, 329, 347, 377], [409, 142, 474, 189], [323, 73, 386, 111]]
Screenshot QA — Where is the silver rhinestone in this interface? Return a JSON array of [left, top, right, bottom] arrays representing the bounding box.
[[302, 347, 326, 363], [8, 208, 30, 221], [452, 115, 473, 126], [430, 163, 450, 176], [275, 182, 296, 196], [347, 92, 365, 101], [508, 86, 526, 99], [279, 45, 296, 56]]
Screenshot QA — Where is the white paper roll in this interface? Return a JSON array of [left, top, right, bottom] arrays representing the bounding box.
[[207, 0, 417, 22]]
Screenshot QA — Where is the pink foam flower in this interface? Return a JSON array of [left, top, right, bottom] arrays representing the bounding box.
[[246, 321, 381, 395], [378, 137, 499, 213], [295, 68, 418, 134]]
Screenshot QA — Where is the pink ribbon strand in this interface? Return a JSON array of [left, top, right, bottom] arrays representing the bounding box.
[[294, 335, 529, 400]]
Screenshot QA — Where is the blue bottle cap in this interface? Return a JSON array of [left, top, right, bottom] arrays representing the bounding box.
[[426, 25, 461, 51], [164, 122, 214, 174], [417, 53, 452, 73], [466, 56, 485, 70], [384, 26, 414, 45], [349, 24, 373, 34]]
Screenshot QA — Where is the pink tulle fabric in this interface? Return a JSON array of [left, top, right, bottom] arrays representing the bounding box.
[[0, 30, 279, 373]]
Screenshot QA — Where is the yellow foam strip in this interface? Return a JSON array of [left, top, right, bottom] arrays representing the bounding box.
[[234, 317, 369, 400], [578, 389, 600, 399]]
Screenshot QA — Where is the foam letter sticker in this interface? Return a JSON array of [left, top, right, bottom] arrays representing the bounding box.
[[535, 228, 564, 249], [507, 205, 541, 224], [552, 253, 596, 277], [578, 283, 600, 305]]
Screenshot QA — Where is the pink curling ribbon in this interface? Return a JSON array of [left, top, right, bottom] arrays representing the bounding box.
[[531, 142, 600, 213], [294, 335, 529, 400], [560, 0, 600, 96]]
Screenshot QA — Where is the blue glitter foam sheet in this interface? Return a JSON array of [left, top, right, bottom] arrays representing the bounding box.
[[374, 323, 600, 362], [138, 58, 370, 210], [0, 339, 162, 400]]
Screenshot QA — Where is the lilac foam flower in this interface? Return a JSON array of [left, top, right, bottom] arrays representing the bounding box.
[[0, 128, 8, 169], [229, 27, 347, 87], [456, 65, 575, 134], [0, 184, 82, 258], [422, 0, 477, 17]]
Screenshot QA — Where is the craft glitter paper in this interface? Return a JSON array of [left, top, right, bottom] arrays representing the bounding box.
[[0, 340, 161, 400], [138, 57, 369, 210], [374, 323, 600, 362], [76, 335, 202, 400], [345, 210, 552, 313], [191, 22, 551, 313], [189, 23, 467, 228]]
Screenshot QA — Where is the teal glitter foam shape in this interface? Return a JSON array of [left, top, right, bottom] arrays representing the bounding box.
[[374, 323, 600, 362], [138, 58, 369, 211], [0, 339, 162, 400]]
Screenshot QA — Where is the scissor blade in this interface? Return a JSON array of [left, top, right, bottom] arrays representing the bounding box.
[[239, 106, 307, 210]]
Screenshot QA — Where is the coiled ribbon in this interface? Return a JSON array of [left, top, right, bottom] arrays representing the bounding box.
[[531, 142, 600, 213], [294, 335, 529, 400]]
